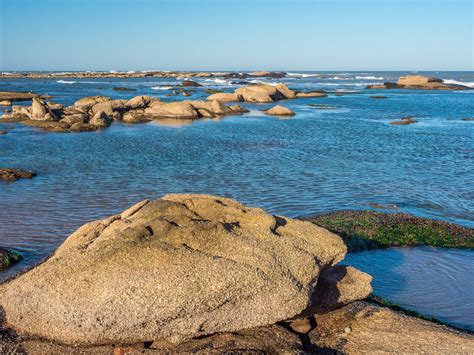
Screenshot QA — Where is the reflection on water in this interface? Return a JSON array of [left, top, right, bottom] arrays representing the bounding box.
[[344, 247, 474, 331]]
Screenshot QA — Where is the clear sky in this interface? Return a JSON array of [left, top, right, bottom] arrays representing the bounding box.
[[0, 0, 472, 71]]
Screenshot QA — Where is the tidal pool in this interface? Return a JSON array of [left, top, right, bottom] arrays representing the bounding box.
[[344, 246, 474, 331]]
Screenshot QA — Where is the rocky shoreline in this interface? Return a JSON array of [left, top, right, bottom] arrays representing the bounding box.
[[0, 195, 473, 353]]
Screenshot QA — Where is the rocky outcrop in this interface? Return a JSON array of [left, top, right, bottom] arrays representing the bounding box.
[[2, 94, 246, 132], [0, 194, 364, 346], [235, 84, 293, 103], [206, 92, 243, 102], [0, 168, 36, 182], [264, 105, 295, 117], [367, 75, 472, 90], [0, 91, 45, 102], [309, 301, 474, 353], [182, 80, 202, 87]]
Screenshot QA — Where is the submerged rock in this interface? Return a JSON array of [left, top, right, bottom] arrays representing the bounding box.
[[182, 80, 202, 87], [0, 168, 37, 182], [0, 248, 22, 270], [389, 116, 418, 125], [296, 91, 327, 98], [264, 105, 295, 117], [0, 194, 353, 346]]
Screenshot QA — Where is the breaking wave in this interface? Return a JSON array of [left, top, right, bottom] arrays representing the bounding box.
[[56, 80, 76, 84]]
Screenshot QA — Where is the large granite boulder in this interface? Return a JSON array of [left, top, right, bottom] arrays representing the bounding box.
[[144, 101, 199, 119], [0, 194, 351, 346], [235, 83, 295, 103], [126, 95, 155, 109], [31, 98, 56, 121], [397, 75, 442, 86], [206, 92, 243, 102]]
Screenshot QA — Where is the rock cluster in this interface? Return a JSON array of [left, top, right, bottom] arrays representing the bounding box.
[[0, 168, 36, 182], [1, 96, 248, 132], [367, 75, 472, 90], [207, 83, 327, 104], [0, 194, 371, 347]]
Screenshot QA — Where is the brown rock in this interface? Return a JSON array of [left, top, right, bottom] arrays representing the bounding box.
[[74, 96, 111, 110], [0, 194, 347, 346], [310, 301, 474, 353], [206, 92, 242, 102], [144, 101, 199, 119], [389, 116, 418, 125], [397, 75, 442, 86], [89, 111, 112, 128], [126, 96, 155, 109], [122, 109, 151, 123], [0, 168, 36, 182], [296, 91, 328, 98], [182, 80, 202, 87], [69, 122, 96, 132], [264, 105, 295, 117], [60, 113, 88, 125]]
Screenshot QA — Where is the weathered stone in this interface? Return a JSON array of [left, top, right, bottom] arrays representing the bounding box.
[[296, 91, 328, 98], [275, 83, 297, 99], [122, 109, 151, 123], [0, 168, 36, 182], [31, 98, 50, 120], [264, 105, 295, 117], [74, 96, 111, 110], [206, 92, 242, 102], [0, 194, 347, 346], [310, 265, 372, 314], [126, 95, 155, 109], [60, 113, 89, 125], [235, 83, 295, 103], [145, 101, 199, 119], [0, 100, 12, 106], [310, 301, 474, 353], [22, 120, 69, 132], [390, 117, 417, 125], [397, 75, 442, 86], [69, 122, 96, 132], [89, 111, 112, 128], [182, 80, 202, 87]]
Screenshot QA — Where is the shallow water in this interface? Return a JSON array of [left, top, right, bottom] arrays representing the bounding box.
[[344, 246, 474, 331], [0, 71, 473, 284]]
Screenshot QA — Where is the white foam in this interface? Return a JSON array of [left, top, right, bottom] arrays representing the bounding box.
[[443, 79, 474, 88], [287, 72, 320, 78], [126, 71, 136, 74], [151, 86, 173, 90], [204, 78, 229, 85], [109, 70, 118, 74], [355, 76, 384, 80], [57, 80, 76, 84]]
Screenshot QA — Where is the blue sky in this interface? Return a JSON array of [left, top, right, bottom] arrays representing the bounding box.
[[0, 0, 472, 71]]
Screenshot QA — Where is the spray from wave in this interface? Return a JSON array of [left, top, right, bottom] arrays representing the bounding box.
[[56, 80, 76, 84]]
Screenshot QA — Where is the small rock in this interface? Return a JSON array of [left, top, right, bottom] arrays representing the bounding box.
[[288, 318, 313, 334], [369, 95, 388, 99], [264, 105, 295, 117], [462, 117, 474, 121], [0, 168, 37, 182], [0, 100, 12, 106], [113, 87, 136, 91], [296, 91, 328, 98]]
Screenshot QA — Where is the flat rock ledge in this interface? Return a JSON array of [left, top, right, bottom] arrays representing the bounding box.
[[0, 168, 36, 182], [0, 194, 374, 348]]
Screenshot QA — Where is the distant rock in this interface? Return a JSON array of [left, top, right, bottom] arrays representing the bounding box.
[[296, 91, 327, 98], [0, 194, 352, 346], [182, 80, 202, 87], [235, 83, 295, 103], [389, 116, 418, 125], [113, 87, 136, 91], [0, 100, 12, 106], [206, 93, 242, 102], [250, 71, 287, 78], [0, 91, 41, 102], [462, 117, 474, 121], [125, 95, 155, 109], [264, 105, 295, 117], [367, 75, 472, 91], [0, 168, 36, 182], [369, 95, 388, 99], [89, 111, 112, 128]]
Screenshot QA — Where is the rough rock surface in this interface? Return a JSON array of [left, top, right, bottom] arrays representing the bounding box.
[[235, 83, 293, 103], [264, 105, 295, 117], [206, 92, 243, 102], [0, 194, 349, 346], [0, 168, 36, 182], [310, 301, 474, 353], [0, 248, 22, 270], [296, 91, 328, 98]]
